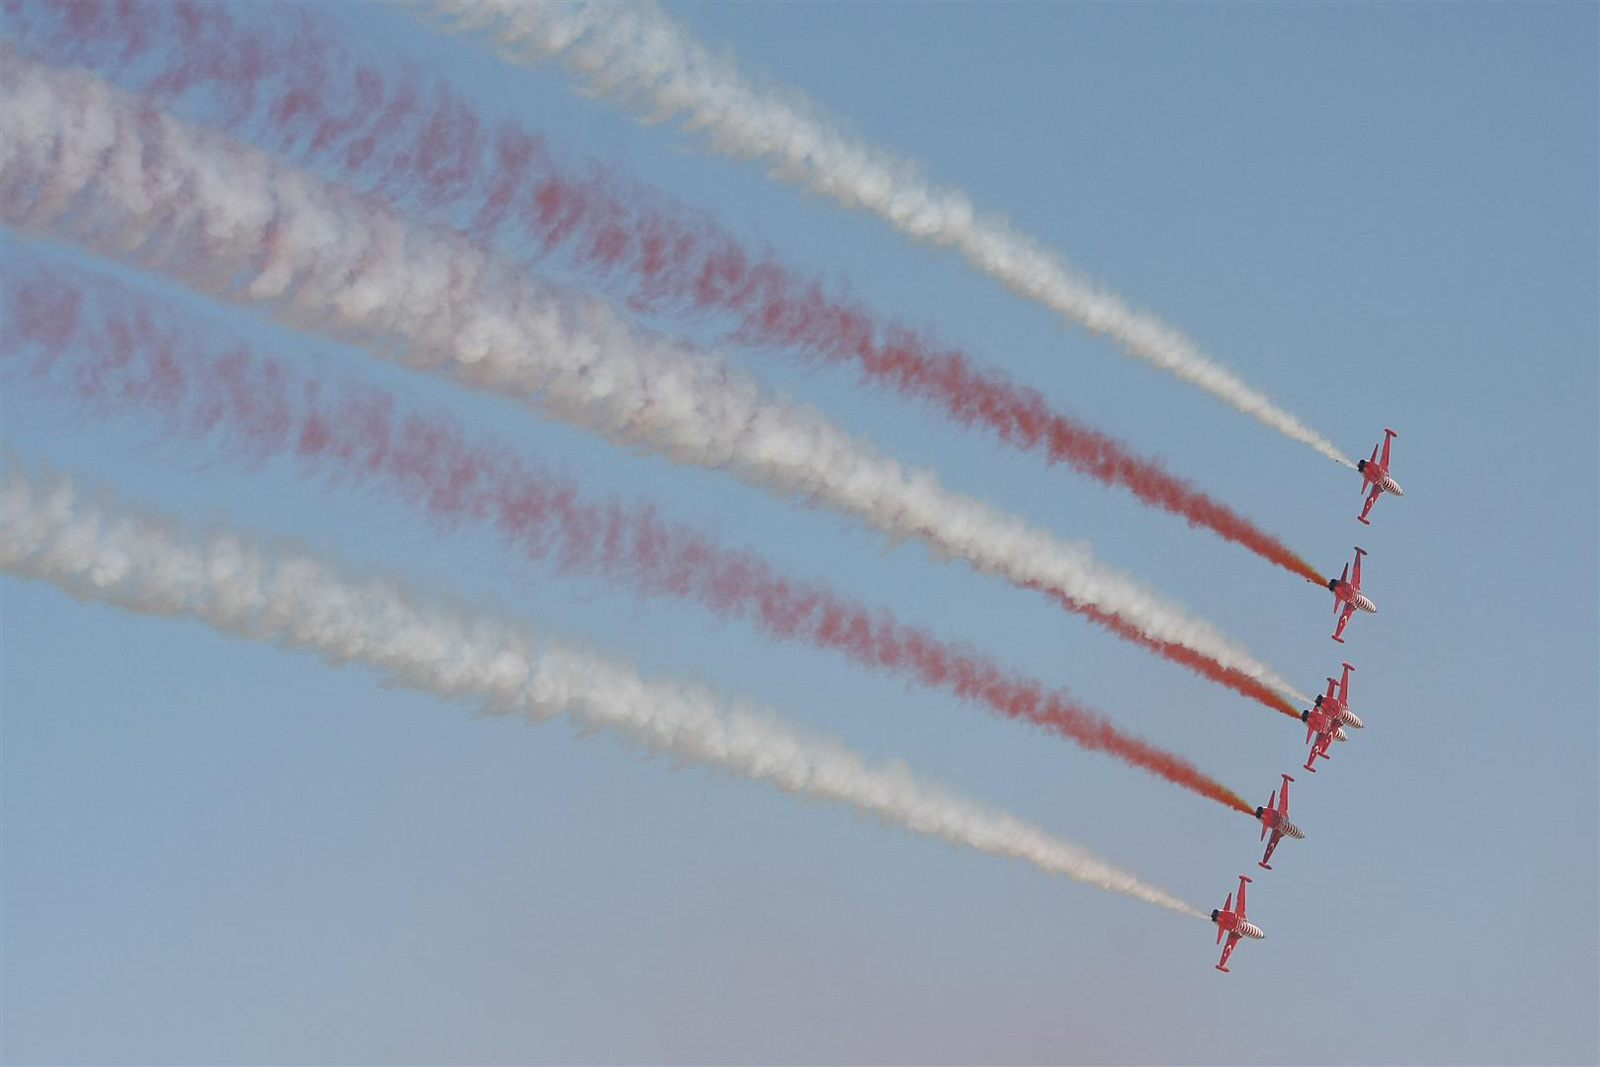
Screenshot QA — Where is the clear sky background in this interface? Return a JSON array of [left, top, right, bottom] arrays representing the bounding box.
[[2, 3, 1596, 1064]]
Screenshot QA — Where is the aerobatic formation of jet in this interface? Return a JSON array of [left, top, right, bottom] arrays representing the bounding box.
[[1356, 429, 1404, 525], [1206, 426, 1407, 972], [1301, 662, 1365, 772], [1323, 546, 1377, 643], [1254, 774, 1305, 869], [1210, 875, 1265, 973]]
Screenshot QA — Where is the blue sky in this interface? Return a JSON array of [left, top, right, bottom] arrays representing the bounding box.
[[2, 3, 1595, 1064]]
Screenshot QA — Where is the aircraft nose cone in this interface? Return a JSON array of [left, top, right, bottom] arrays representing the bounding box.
[[1386, 477, 1404, 497], [1357, 595, 1377, 613], [1342, 711, 1365, 729]]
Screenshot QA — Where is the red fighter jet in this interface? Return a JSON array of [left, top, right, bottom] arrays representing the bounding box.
[[1210, 874, 1265, 973], [1323, 546, 1377, 643], [1319, 662, 1365, 731], [1356, 428, 1404, 525], [1255, 774, 1305, 869], [1302, 662, 1365, 771], [1301, 709, 1346, 771]]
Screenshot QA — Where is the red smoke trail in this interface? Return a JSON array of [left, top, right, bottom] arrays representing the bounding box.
[[2, 267, 1256, 814], [9, 0, 1324, 587], [1, 62, 1305, 716], [1032, 586, 1301, 720]]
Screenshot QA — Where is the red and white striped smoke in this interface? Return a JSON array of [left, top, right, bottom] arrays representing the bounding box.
[[4, 0, 1323, 583], [0, 56, 1308, 706], [423, 0, 1353, 468], [0, 261, 1259, 813], [0, 459, 1207, 919]]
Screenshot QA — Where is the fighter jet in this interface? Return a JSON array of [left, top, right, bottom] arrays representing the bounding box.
[[1356, 429, 1404, 525], [1301, 706, 1348, 772], [1211, 874, 1265, 973], [1255, 774, 1305, 870], [1317, 662, 1364, 731], [1301, 664, 1365, 772], [1323, 546, 1376, 643]]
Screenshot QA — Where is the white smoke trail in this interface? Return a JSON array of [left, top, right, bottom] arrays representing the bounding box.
[[0, 57, 1306, 702], [0, 460, 1206, 918], [424, 0, 1352, 467]]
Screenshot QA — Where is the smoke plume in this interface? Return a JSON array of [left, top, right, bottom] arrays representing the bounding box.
[[0, 458, 1208, 918], [1, 0, 1327, 579], [420, 0, 1353, 466], [0, 57, 1305, 705], [1, 262, 1260, 811]]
